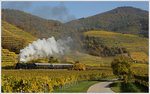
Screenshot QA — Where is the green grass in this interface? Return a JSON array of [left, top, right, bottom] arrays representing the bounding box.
[[110, 81, 122, 92], [54, 76, 116, 93], [54, 76, 117, 93], [110, 81, 148, 93], [54, 81, 99, 93]]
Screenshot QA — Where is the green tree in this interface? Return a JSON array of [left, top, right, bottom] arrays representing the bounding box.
[[111, 56, 133, 83]]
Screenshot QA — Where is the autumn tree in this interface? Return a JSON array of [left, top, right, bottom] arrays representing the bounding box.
[[73, 61, 86, 71], [111, 56, 133, 83]]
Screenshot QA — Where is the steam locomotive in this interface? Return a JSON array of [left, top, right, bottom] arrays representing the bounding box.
[[15, 63, 73, 69]]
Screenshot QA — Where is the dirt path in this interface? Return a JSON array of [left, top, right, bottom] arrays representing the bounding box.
[[87, 79, 116, 93]]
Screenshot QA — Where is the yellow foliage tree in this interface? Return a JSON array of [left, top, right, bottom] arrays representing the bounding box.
[[73, 62, 86, 71]]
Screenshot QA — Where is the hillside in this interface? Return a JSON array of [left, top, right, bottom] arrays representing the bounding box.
[[2, 7, 148, 39], [2, 48, 18, 68], [2, 9, 62, 38], [65, 7, 148, 37], [1, 6, 149, 64], [2, 21, 37, 41], [2, 21, 37, 54], [83, 30, 148, 62], [84, 31, 148, 48]]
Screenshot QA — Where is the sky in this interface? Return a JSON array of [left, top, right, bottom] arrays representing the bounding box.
[[2, 1, 149, 22]]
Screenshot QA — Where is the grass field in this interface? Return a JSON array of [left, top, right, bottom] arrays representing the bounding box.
[[110, 81, 148, 93], [54, 76, 116, 93], [54, 80, 99, 93]]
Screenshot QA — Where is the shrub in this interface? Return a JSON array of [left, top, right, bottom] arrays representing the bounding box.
[[73, 62, 86, 71]]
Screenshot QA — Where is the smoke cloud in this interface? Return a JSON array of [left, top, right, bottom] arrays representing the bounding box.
[[19, 36, 73, 62], [31, 3, 76, 22]]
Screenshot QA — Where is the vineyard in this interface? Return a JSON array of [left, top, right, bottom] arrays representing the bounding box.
[[130, 52, 148, 62], [131, 63, 148, 91], [83, 31, 148, 63], [2, 69, 113, 93], [83, 31, 148, 48], [1, 6, 149, 93], [2, 21, 37, 54], [132, 63, 148, 76], [2, 48, 18, 68], [2, 21, 37, 41]]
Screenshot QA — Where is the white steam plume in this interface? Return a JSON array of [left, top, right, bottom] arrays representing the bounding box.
[[19, 36, 72, 62]]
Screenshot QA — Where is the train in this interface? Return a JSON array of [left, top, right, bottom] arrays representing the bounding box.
[[15, 63, 74, 69]]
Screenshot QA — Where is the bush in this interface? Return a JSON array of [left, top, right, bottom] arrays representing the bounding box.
[[73, 62, 86, 71]]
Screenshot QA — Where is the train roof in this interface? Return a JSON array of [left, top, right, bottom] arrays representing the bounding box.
[[35, 63, 73, 66]]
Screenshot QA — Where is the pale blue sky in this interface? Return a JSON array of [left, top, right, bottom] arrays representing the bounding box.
[[2, 1, 149, 22]]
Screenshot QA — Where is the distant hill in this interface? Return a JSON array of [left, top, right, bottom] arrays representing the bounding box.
[[2, 7, 149, 38], [2, 9, 62, 38], [1, 6, 149, 66], [2, 21, 37, 54], [2, 7, 149, 55], [64, 7, 148, 37]]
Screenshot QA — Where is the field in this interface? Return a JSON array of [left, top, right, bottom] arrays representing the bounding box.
[[110, 81, 148, 93], [2, 69, 113, 93], [54, 76, 116, 93], [2, 61, 148, 93], [43, 80, 99, 93]]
